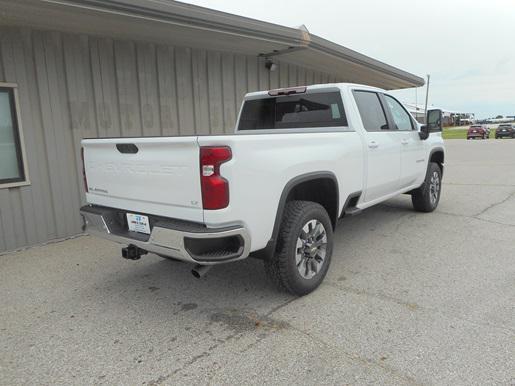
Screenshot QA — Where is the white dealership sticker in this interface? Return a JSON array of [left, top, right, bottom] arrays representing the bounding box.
[[127, 213, 151, 234]]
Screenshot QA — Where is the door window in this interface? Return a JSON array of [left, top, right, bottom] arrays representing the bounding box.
[[384, 95, 414, 131], [353, 91, 389, 132]]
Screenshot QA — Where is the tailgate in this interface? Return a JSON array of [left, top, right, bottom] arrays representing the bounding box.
[[82, 137, 203, 222]]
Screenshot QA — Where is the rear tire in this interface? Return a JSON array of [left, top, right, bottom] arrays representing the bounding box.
[[264, 201, 333, 296], [411, 162, 442, 213]]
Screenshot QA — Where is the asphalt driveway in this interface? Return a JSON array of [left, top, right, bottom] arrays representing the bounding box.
[[1, 140, 514, 385]]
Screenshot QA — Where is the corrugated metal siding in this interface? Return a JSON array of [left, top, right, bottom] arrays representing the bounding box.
[[0, 26, 340, 253]]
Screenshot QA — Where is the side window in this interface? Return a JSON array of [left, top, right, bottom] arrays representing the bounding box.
[[353, 91, 389, 132], [384, 95, 413, 131], [0, 85, 29, 188]]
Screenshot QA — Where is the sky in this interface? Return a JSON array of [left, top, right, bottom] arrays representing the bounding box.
[[183, 0, 515, 118]]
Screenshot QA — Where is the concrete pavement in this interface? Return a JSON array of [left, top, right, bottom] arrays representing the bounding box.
[[1, 139, 514, 385]]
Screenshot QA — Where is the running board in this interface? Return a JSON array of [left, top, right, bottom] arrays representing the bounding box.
[[344, 207, 362, 216]]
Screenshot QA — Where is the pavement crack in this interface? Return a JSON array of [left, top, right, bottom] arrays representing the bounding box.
[[265, 297, 296, 317], [434, 209, 515, 228], [473, 189, 515, 217], [286, 322, 424, 386], [326, 282, 515, 336]]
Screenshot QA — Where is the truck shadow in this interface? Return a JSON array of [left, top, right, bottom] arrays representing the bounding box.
[[91, 195, 418, 313]]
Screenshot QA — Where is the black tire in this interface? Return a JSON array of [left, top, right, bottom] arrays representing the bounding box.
[[411, 162, 442, 213], [264, 201, 333, 296]]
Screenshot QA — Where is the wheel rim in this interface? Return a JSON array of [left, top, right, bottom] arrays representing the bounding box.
[[429, 171, 440, 206], [295, 219, 327, 279]]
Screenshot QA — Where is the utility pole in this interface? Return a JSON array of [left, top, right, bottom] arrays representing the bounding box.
[[424, 74, 431, 123]]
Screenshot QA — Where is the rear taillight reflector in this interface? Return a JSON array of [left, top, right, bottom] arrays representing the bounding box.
[[200, 146, 232, 210], [81, 147, 88, 193]]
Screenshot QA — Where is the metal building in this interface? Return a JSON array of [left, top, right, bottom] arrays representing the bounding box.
[[0, 0, 424, 253]]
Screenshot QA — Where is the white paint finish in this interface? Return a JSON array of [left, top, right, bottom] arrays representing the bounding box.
[[399, 130, 427, 188], [82, 83, 444, 255], [363, 131, 402, 202], [83, 136, 203, 223], [199, 131, 364, 250]]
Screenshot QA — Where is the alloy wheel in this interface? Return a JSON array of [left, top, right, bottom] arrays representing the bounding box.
[[429, 171, 440, 206], [295, 219, 328, 279]]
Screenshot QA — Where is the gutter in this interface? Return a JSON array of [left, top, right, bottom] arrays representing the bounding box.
[[42, 0, 309, 47], [42, 0, 423, 87], [309, 35, 425, 87]]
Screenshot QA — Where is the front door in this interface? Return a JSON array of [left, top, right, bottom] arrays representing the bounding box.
[[383, 94, 426, 188], [353, 90, 401, 202]]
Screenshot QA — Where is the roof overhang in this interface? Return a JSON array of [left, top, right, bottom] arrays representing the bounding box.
[[0, 0, 424, 89]]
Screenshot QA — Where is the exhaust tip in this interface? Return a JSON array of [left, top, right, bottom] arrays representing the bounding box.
[[191, 264, 212, 278], [191, 269, 201, 279]]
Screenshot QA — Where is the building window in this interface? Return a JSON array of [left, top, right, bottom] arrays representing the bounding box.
[[0, 84, 29, 188]]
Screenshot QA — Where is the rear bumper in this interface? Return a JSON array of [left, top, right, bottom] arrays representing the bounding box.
[[80, 205, 251, 265], [467, 132, 485, 137], [495, 132, 513, 137]]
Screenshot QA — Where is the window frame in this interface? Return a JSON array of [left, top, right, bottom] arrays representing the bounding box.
[[382, 93, 416, 131], [0, 83, 30, 189], [352, 89, 393, 132]]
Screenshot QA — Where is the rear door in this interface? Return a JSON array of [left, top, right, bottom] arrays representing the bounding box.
[[353, 90, 401, 202], [383, 94, 426, 188], [82, 136, 204, 222]]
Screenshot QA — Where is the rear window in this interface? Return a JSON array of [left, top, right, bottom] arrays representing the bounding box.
[[237, 92, 347, 131]]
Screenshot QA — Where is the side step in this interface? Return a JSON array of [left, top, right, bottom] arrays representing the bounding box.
[[344, 207, 362, 216], [343, 192, 363, 216]]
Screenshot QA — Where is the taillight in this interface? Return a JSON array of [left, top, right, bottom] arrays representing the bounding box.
[[81, 147, 88, 193], [200, 146, 232, 210]]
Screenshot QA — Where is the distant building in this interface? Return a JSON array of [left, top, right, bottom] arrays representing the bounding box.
[[404, 103, 475, 126]]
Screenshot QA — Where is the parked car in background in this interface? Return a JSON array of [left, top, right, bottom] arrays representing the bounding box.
[[467, 125, 489, 140], [495, 124, 515, 139]]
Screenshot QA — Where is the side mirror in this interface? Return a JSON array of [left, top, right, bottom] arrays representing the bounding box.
[[419, 109, 442, 140], [427, 109, 443, 132], [419, 125, 429, 140]]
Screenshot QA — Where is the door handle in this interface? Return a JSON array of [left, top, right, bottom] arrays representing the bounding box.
[[401, 139, 409, 145], [368, 141, 379, 149]]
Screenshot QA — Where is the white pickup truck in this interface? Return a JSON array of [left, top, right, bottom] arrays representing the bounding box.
[[80, 83, 445, 295]]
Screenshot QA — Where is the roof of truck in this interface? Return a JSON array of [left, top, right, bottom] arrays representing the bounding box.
[[244, 83, 384, 99]]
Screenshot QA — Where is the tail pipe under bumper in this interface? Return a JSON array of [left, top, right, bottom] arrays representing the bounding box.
[[80, 205, 251, 265]]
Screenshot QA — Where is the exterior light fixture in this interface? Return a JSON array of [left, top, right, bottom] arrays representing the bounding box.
[[265, 58, 277, 71]]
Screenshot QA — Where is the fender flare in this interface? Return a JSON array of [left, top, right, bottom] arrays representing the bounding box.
[[251, 171, 338, 260], [428, 147, 445, 175]]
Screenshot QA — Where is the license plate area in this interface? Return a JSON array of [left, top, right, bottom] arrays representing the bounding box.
[[127, 213, 151, 234]]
